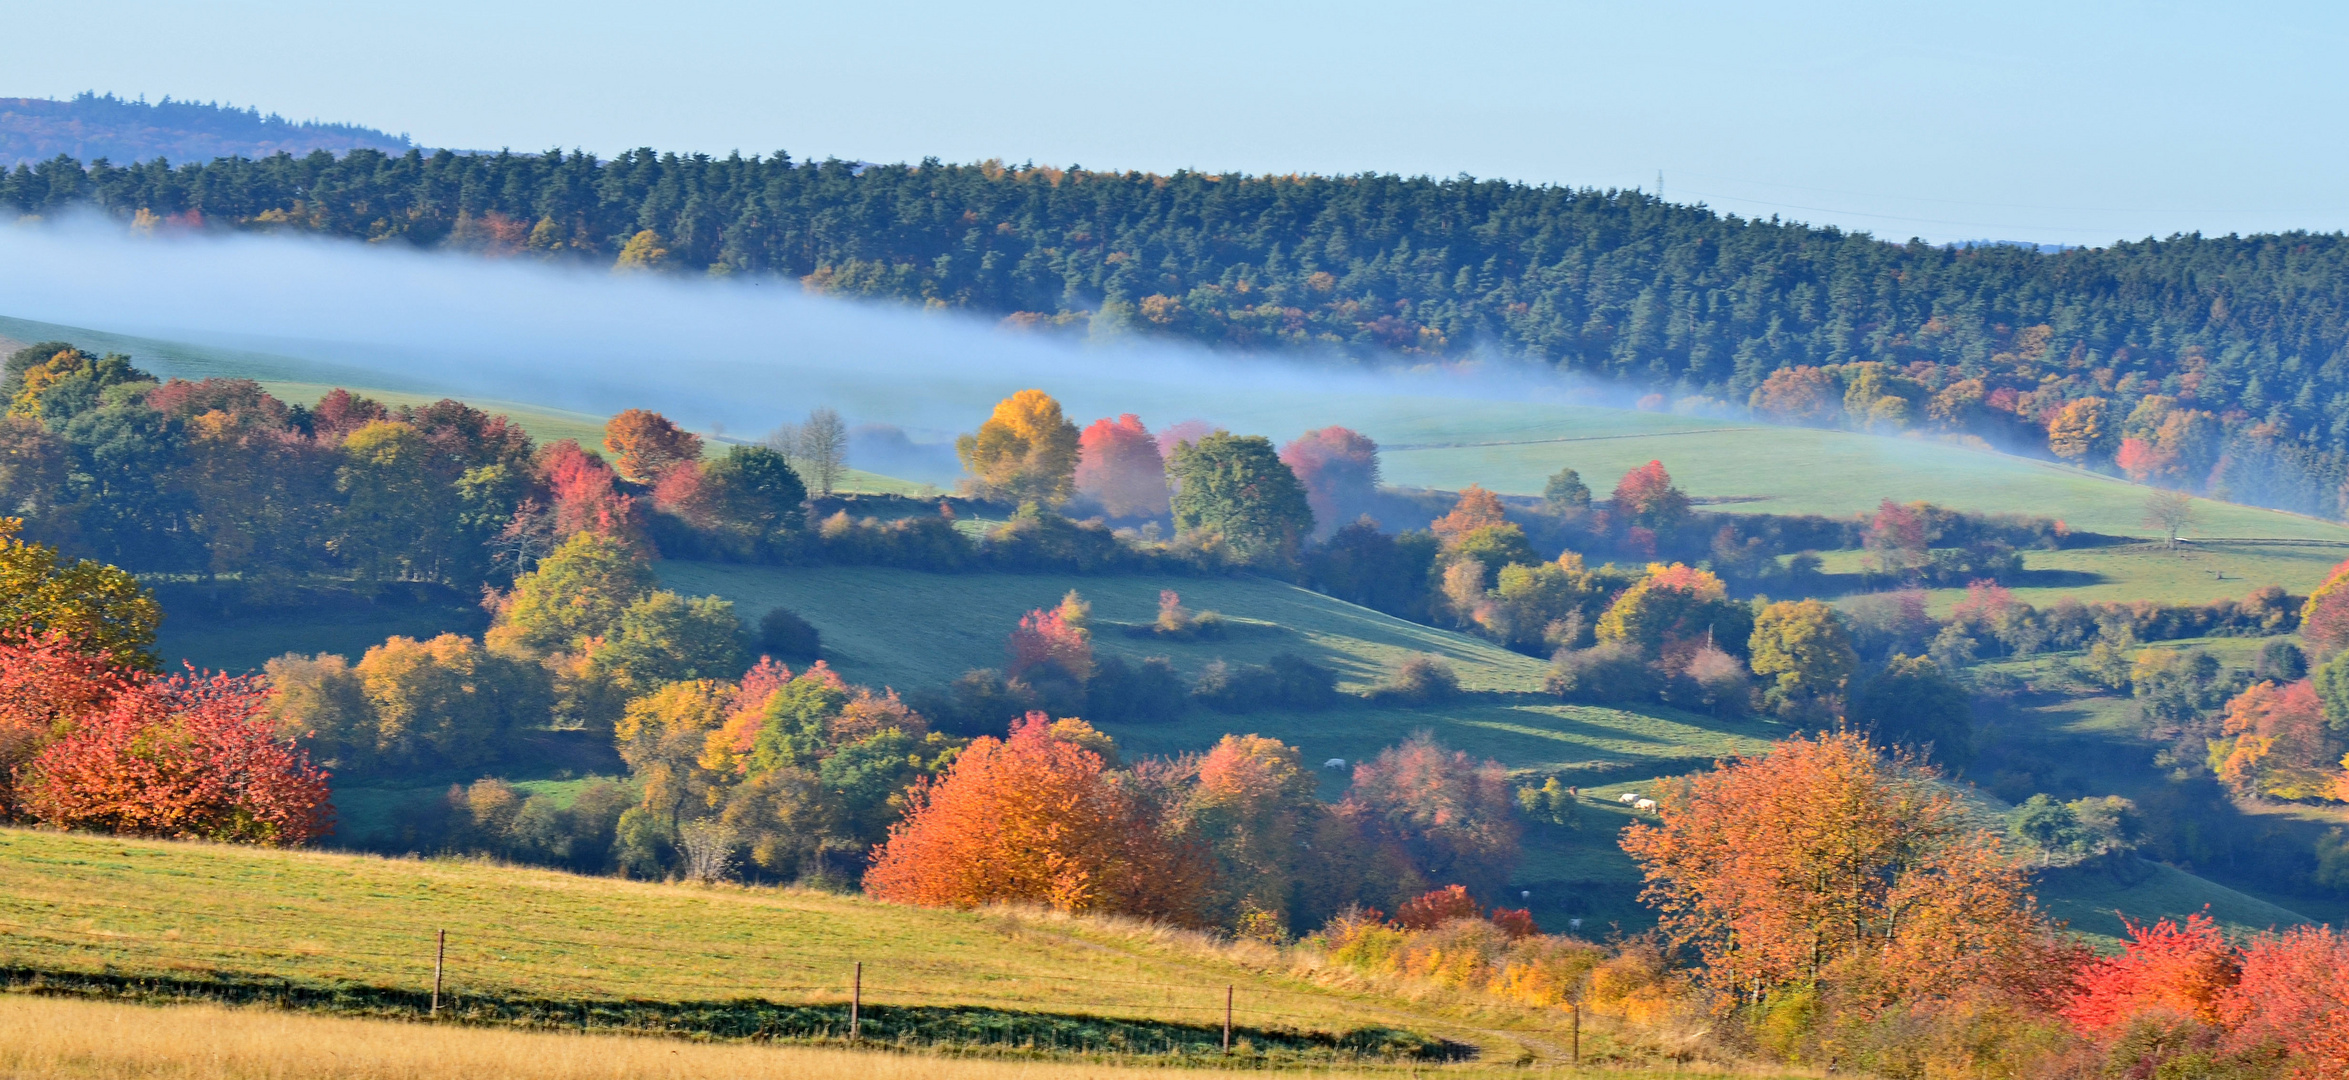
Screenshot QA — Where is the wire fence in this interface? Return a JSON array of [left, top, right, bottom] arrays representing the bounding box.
[[0, 892, 1579, 1059]]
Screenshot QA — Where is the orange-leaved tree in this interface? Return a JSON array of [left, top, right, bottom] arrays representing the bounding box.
[[1006, 603, 1092, 684], [956, 390, 1081, 506], [1429, 485, 1508, 547], [1611, 461, 1690, 533], [2062, 911, 2240, 1035], [864, 713, 1206, 921], [1621, 730, 2068, 1008], [19, 669, 331, 845], [1074, 413, 1169, 519], [2302, 559, 2349, 661], [603, 408, 703, 484]]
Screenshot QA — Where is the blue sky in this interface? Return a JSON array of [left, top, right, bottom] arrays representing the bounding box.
[[8, 0, 2345, 246]]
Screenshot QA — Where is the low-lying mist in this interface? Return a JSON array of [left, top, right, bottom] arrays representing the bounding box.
[[0, 217, 1629, 474]]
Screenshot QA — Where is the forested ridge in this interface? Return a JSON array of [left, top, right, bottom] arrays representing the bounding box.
[[0, 94, 410, 171], [12, 147, 2349, 516]]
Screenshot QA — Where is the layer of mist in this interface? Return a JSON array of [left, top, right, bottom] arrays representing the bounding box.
[[0, 217, 1632, 473]]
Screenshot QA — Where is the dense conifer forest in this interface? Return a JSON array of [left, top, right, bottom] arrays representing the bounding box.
[[9, 144, 2349, 516]]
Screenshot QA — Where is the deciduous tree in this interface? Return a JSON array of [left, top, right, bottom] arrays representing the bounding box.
[[603, 408, 702, 484], [957, 390, 1082, 506], [1073, 413, 1169, 519], [1749, 599, 1858, 722], [1167, 431, 1314, 566], [1279, 426, 1380, 534], [1341, 733, 1520, 897], [1611, 461, 1690, 533], [864, 713, 1206, 921], [1622, 731, 2065, 1006]]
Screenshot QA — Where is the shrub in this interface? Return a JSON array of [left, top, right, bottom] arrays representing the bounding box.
[[1372, 654, 1459, 704], [1193, 652, 1339, 713], [757, 606, 821, 659], [1086, 655, 1189, 722], [1544, 641, 1657, 703]]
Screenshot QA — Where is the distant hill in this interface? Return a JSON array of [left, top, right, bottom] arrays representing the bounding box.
[[0, 92, 411, 168]]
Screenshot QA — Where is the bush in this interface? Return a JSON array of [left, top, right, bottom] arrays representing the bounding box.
[[757, 606, 821, 659], [1192, 652, 1339, 713], [1086, 655, 1189, 721], [1544, 642, 1658, 703], [1371, 654, 1460, 704]]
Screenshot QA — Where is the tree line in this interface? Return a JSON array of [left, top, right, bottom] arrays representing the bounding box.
[[13, 145, 2349, 515]]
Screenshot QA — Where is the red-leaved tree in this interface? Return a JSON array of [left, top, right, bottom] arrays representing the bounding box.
[[0, 632, 136, 816], [1074, 414, 1170, 519], [1611, 461, 1690, 533], [1279, 426, 1381, 534], [20, 670, 332, 845], [2062, 912, 2240, 1036], [1342, 733, 1521, 896], [538, 439, 643, 543], [1006, 606, 1092, 683], [2300, 559, 2349, 661], [2220, 925, 2349, 1077], [863, 713, 1205, 921], [603, 408, 703, 484]]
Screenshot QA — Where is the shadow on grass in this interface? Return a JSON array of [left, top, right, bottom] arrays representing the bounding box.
[[0, 965, 1469, 1063]]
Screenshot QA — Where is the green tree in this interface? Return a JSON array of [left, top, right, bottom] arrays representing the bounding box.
[[700, 444, 806, 538], [2313, 648, 2349, 735], [335, 420, 452, 581], [1748, 599, 1858, 722], [1849, 654, 1974, 769], [1168, 431, 1314, 566], [357, 633, 548, 770], [488, 532, 658, 655], [1542, 467, 1592, 514], [588, 591, 750, 699], [1595, 563, 1752, 658]]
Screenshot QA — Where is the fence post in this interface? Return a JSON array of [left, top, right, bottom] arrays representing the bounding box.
[[1223, 984, 1233, 1053], [850, 961, 861, 1041], [1571, 1001, 1581, 1065], [431, 929, 445, 1017]]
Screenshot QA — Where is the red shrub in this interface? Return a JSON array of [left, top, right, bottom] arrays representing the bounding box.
[[2063, 912, 2240, 1036], [1393, 884, 1483, 930], [19, 671, 332, 846], [2219, 925, 2349, 1078]]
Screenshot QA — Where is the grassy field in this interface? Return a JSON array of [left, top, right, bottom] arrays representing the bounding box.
[[0, 828, 1608, 1064], [0, 995, 1754, 1080], [1818, 540, 2349, 611]]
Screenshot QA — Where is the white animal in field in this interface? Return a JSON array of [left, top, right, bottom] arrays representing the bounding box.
[[1618, 792, 1639, 805], [1323, 758, 1347, 770], [1635, 798, 1659, 812]]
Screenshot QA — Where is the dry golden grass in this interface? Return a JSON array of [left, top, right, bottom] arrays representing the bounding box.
[[0, 994, 1757, 1080]]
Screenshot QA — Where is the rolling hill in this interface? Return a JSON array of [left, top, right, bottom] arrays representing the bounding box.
[[0, 827, 1574, 1063], [1, 93, 412, 169]]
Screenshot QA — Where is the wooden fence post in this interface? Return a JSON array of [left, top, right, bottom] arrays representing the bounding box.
[[432, 929, 445, 1017], [1223, 984, 1233, 1053], [1571, 1001, 1581, 1065], [850, 961, 861, 1041]]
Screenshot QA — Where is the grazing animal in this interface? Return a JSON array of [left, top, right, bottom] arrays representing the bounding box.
[[1618, 792, 1639, 805], [1635, 798, 1659, 812], [1323, 758, 1347, 770]]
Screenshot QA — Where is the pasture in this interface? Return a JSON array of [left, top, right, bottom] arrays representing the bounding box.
[[0, 828, 1571, 1061]]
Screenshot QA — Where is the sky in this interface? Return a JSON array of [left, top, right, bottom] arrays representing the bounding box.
[[5, 0, 2347, 247]]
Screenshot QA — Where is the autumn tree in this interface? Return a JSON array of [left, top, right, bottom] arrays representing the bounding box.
[[1430, 485, 1509, 547], [19, 670, 332, 845], [1341, 733, 1521, 897], [2144, 490, 2197, 547], [587, 591, 751, 703], [604, 408, 703, 484], [2209, 678, 2342, 801], [864, 713, 1206, 921], [1749, 366, 1841, 425], [1621, 731, 2065, 1006], [1279, 426, 1380, 534], [537, 439, 641, 543], [0, 632, 135, 816], [1749, 599, 1859, 722], [488, 531, 658, 656], [1611, 461, 1690, 533], [1005, 602, 1092, 685], [1166, 431, 1314, 566], [2063, 912, 2240, 1034], [1861, 499, 1931, 579], [2047, 397, 2114, 462], [355, 633, 548, 771], [957, 389, 1082, 506], [698, 444, 807, 542], [798, 406, 847, 496], [2219, 925, 2349, 1077], [0, 517, 160, 669], [1170, 734, 1327, 929], [1595, 563, 1752, 663], [2300, 559, 2349, 661], [1073, 413, 1170, 519]]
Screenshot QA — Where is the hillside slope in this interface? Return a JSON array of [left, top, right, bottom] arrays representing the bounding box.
[[0, 828, 1567, 1061]]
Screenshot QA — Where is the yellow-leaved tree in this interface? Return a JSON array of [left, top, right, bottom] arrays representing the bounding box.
[[0, 517, 161, 669], [955, 390, 1081, 506]]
